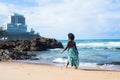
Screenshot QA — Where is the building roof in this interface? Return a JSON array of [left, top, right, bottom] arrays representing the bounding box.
[[11, 13, 24, 17]]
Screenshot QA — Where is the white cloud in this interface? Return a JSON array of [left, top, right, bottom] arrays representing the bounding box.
[[0, 0, 120, 39], [0, 3, 10, 25]]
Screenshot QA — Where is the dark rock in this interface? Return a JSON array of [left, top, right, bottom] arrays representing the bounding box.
[[98, 62, 120, 65], [9, 51, 37, 60], [0, 37, 63, 61], [0, 37, 63, 51], [115, 48, 120, 50], [110, 62, 120, 65], [0, 50, 11, 61]]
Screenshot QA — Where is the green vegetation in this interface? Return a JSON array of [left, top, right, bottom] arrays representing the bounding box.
[[0, 29, 40, 40], [0, 30, 7, 38]]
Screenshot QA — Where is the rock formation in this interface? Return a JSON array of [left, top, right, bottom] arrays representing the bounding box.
[[0, 37, 63, 61]]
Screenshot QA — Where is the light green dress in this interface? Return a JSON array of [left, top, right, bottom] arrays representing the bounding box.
[[67, 47, 79, 68]]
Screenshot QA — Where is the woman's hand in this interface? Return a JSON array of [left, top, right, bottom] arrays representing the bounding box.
[[61, 51, 64, 54]]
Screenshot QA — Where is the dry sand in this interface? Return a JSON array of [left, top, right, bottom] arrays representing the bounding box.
[[0, 61, 120, 80]]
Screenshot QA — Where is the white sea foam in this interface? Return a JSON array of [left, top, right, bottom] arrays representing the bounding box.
[[49, 48, 62, 51], [100, 64, 120, 70], [77, 42, 120, 47], [79, 62, 99, 68], [77, 43, 105, 47], [52, 58, 67, 63], [108, 42, 120, 47], [80, 62, 120, 70], [52, 59, 120, 70]]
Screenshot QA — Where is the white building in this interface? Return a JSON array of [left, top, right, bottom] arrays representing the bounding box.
[[7, 13, 27, 33]]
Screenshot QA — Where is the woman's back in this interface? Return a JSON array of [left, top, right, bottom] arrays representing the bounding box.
[[67, 41, 76, 48]]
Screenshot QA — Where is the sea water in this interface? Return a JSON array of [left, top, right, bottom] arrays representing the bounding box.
[[19, 39, 120, 70]]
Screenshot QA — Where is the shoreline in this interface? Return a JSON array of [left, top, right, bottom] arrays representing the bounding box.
[[13, 60, 120, 71], [13, 61, 120, 72], [0, 61, 120, 80], [1, 61, 120, 71]]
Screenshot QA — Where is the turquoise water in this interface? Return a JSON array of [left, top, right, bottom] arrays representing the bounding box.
[[19, 39, 120, 70]]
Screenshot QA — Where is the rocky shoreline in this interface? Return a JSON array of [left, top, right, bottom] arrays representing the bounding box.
[[0, 37, 63, 61]]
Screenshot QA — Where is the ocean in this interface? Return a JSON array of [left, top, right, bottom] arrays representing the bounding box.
[[19, 39, 120, 70]]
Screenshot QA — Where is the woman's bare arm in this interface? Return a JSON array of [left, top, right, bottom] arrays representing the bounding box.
[[61, 42, 69, 53]]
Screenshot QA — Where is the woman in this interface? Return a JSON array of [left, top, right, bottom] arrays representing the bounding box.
[[61, 33, 79, 69]]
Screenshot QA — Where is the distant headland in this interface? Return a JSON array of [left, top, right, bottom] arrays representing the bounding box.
[[0, 13, 63, 61], [0, 13, 40, 40]]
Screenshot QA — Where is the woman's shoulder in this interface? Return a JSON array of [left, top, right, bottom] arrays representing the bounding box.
[[68, 40, 75, 43], [68, 40, 76, 46]]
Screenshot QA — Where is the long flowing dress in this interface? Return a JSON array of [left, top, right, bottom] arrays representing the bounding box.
[[67, 47, 79, 68]]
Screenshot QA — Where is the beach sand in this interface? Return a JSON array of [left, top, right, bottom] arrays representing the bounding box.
[[0, 61, 120, 80]]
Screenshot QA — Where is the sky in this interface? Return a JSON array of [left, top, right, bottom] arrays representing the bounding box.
[[0, 0, 120, 40]]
